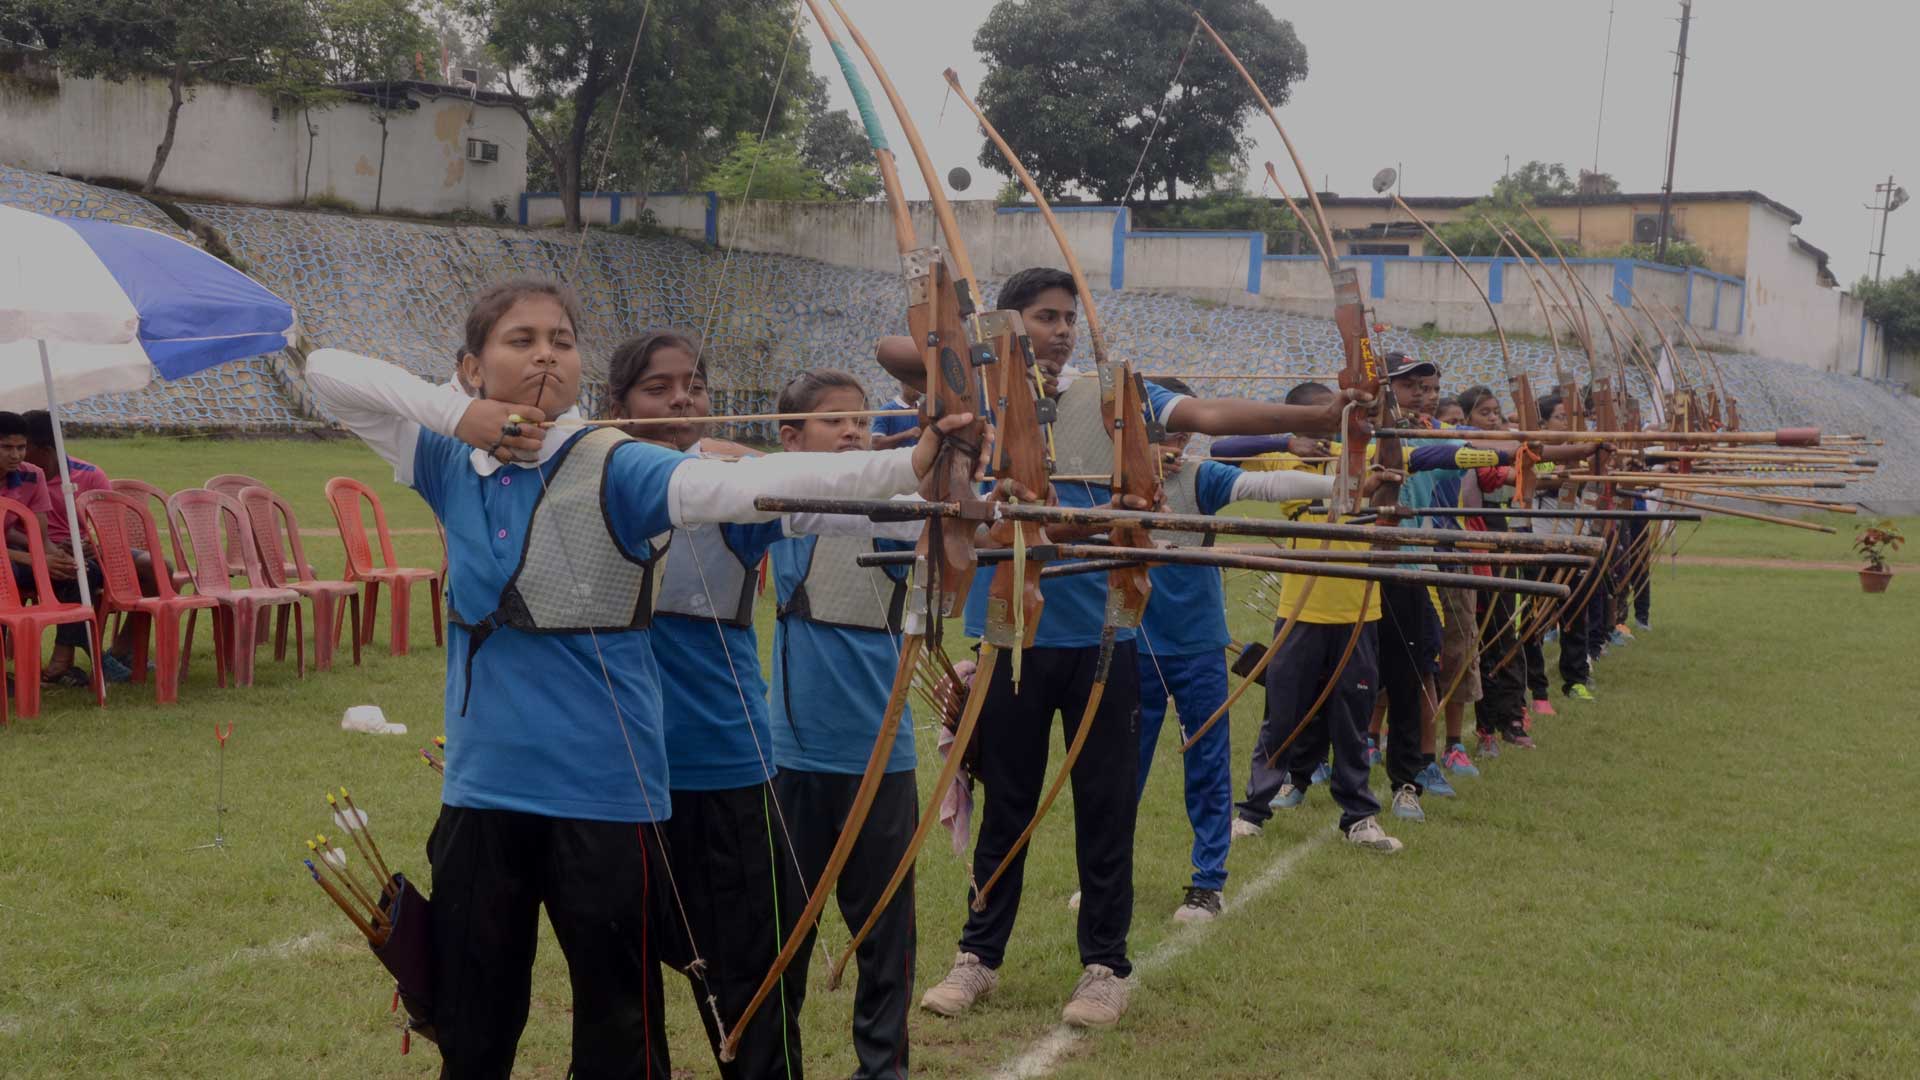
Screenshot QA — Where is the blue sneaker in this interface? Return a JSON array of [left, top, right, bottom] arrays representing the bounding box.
[[1309, 761, 1331, 786], [1364, 736, 1383, 768], [1391, 784, 1425, 821], [1417, 762, 1456, 798], [101, 653, 134, 684], [1442, 742, 1480, 778], [1269, 782, 1305, 810]]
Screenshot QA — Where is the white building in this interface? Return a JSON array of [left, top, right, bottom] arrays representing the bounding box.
[[0, 58, 527, 218]]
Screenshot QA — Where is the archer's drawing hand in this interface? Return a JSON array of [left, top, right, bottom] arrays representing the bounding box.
[[911, 411, 979, 483], [458, 401, 547, 464]]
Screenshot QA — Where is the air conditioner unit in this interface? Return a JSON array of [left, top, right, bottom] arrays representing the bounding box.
[[459, 67, 481, 86], [466, 139, 499, 164], [1632, 212, 1684, 246]]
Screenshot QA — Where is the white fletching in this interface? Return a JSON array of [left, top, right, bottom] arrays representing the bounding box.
[[332, 807, 369, 831], [322, 848, 348, 869]]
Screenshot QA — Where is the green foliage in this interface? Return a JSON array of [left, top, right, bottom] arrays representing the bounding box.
[[1492, 159, 1575, 203], [31, 0, 310, 85], [1136, 179, 1300, 253], [1854, 518, 1906, 572], [700, 131, 824, 201], [1595, 240, 1711, 269], [1853, 268, 1920, 352], [796, 74, 879, 200], [1427, 199, 1575, 259], [972, 0, 1307, 201], [310, 0, 433, 83], [1578, 168, 1620, 195], [481, 0, 818, 226]]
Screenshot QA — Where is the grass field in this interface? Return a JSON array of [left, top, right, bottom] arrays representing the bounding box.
[[1, 436, 1916, 1078]]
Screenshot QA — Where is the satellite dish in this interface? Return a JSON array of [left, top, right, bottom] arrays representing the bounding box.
[[1372, 168, 1398, 194], [948, 167, 973, 192]]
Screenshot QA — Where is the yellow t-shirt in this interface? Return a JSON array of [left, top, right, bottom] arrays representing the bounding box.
[[1253, 447, 1383, 625]]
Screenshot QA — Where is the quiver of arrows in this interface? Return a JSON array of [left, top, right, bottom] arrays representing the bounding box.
[[372, 872, 436, 1044]]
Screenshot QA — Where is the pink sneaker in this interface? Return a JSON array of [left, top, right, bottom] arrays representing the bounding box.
[[1531, 698, 1557, 718]]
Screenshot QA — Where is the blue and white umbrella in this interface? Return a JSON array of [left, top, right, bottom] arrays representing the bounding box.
[[0, 205, 298, 607]]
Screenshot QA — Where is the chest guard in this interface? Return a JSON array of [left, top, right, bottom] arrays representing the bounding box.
[[777, 534, 909, 633], [1154, 464, 1215, 549], [1049, 375, 1113, 480], [653, 519, 758, 628], [448, 427, 663, 710]]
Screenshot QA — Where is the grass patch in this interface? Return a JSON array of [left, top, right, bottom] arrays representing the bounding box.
[[1, 439, 1915, 1076]]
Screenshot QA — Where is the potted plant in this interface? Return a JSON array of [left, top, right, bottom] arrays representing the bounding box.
[[1854, 519, 1905, 593]]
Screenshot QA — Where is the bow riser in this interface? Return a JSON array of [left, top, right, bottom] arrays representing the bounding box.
[[902, 247, 990, 622]]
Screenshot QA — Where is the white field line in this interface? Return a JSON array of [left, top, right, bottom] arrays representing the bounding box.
[[986, 832, 1330, 1080]]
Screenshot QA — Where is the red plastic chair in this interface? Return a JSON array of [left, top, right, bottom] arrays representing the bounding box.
[[0, 495, 106, 720], [77, 490, 224, 704], [109, 477, 205, 679], [208, 473, 287, 642], [238, 485, 362, 673], [168, 489, 304, 688], [324, 477, 442, 657]]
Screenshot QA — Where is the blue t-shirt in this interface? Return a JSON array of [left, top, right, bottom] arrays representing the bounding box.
[[651, 521, 785, 791], [412, 427, 682, 823], [962, 378, 1184, 647], [871, 396, 918, 439], [768, 535, 917, 775], [1140, 460, 1240, 657]]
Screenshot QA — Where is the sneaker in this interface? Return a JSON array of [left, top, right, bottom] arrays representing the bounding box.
[[1269, 782, 1305, 810], [1364, 735, 1383, 768], [1635, 618, 1651, 632], [921, 951, 998, 1017], [1230, 817, 1263, 840], [1501, 725, 1537, 749], [1416, 762, 1455, 798], [1477, 731, 1500, 759], [1345, 815, 1404, 853], [1608, 629, 1628, 647], [1309, 761, 1331, 786], [1390, 784, 1425, 822], [1173, 886, 1223, 924], [1067, 890, 1081, 911], [101, 653, 134, 684], [1443, 742, 1479, 778], [1061, 964, 1131, 1028], [1544, 628, 1559, 646], [1566, 683, 1596, 703], [1532, 698, 1557, 718]]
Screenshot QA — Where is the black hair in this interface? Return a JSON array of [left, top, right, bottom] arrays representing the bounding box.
[[1457, 385, 1499, 415], [0, 412, 25, 439], [22, 410, 54, 448], [606, 329, 705, 416], [1148, 375, 1194, 397], [777, 369, 867, 425], [1537, 391, 1564, 420], [461, 278, 582, 363], [1285, 381, 1333, 405], [996, 267, 1077, 315]]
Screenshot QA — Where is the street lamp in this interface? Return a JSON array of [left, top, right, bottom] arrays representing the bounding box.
[[1870, 176, 1908, 283]]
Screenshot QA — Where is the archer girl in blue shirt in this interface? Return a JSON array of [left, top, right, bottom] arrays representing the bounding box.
[[306, 277, 972, 1079]]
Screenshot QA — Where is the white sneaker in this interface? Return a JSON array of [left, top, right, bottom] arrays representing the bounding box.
[[1391, 783, 1425, 823], [1345, 815, 1404, 853], [920, 951, 998, 1017], [1060, 963, 1131, 1028], [1171, 886, 1222, 924], [1230, 818, 1263, 840], [1066, 890, 1081, 911]]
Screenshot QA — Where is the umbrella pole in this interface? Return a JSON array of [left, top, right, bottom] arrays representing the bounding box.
[[37, 340, 93, 612]]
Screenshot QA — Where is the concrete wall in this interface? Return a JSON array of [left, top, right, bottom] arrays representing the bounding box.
[[1740, 203, 1873, 375], [0, 67, 525, 215]]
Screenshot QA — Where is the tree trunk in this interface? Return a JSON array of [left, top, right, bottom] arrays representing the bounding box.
[[561, 56, 608, 234], [302, 111, 317, 202], [558, 153, 581, 233], [374, 112, 389, 212], [144, 60, 189, 194]]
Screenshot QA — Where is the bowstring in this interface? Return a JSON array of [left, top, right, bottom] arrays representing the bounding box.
[[1118, 22, 1201, 209]]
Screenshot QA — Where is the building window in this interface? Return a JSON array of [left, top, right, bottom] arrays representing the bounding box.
[[466, 139, 500, 164], [1351, 243, 1410, 256]]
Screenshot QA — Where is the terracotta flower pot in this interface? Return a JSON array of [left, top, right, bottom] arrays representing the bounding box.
[[1860, 568, 1893, 594]]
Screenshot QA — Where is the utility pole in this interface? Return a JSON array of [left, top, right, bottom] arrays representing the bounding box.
[[1654, 0, 1692, 262], [1869, 175, 1908, 282]]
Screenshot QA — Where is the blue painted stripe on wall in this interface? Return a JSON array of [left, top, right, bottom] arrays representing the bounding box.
[[1712, 279, 1722, 331], [1612, 262, 1634, 307], [705, 193, 719, 246], [1370, 256, 1387, 299], [1112, 207, 1127, 290], [1487, 259, 1504, 304], [1246, 236, 1262, 293]]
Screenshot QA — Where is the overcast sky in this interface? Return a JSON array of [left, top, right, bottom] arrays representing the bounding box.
[[810, 0, 1918, 285]]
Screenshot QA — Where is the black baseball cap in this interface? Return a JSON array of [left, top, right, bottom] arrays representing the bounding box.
[[1384, 351, 1437, 380]]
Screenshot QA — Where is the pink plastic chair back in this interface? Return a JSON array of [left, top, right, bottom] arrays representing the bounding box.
[[0, 495, 57, 612], [79, 489, 182, 607], [110, 478, 189, 572], [324, 477, 402, 580], [238, 486, 318, 588], [168, 489, 268, 597]]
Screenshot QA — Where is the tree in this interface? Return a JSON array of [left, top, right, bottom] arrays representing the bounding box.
[[38, 0, 311, 193], [312, 0, 431, 84], [1135, 167, 1298, 252], [1491, 160, 1575, 204], [1577, 168, 1619, 196], [701, 131, 823, 201], [972, 0, 1307, 201], [1855, 269, 1920, 353], [796, 75, 878, 200], [1428, 199, 1573, 259], [479, 0, 814, 231]]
